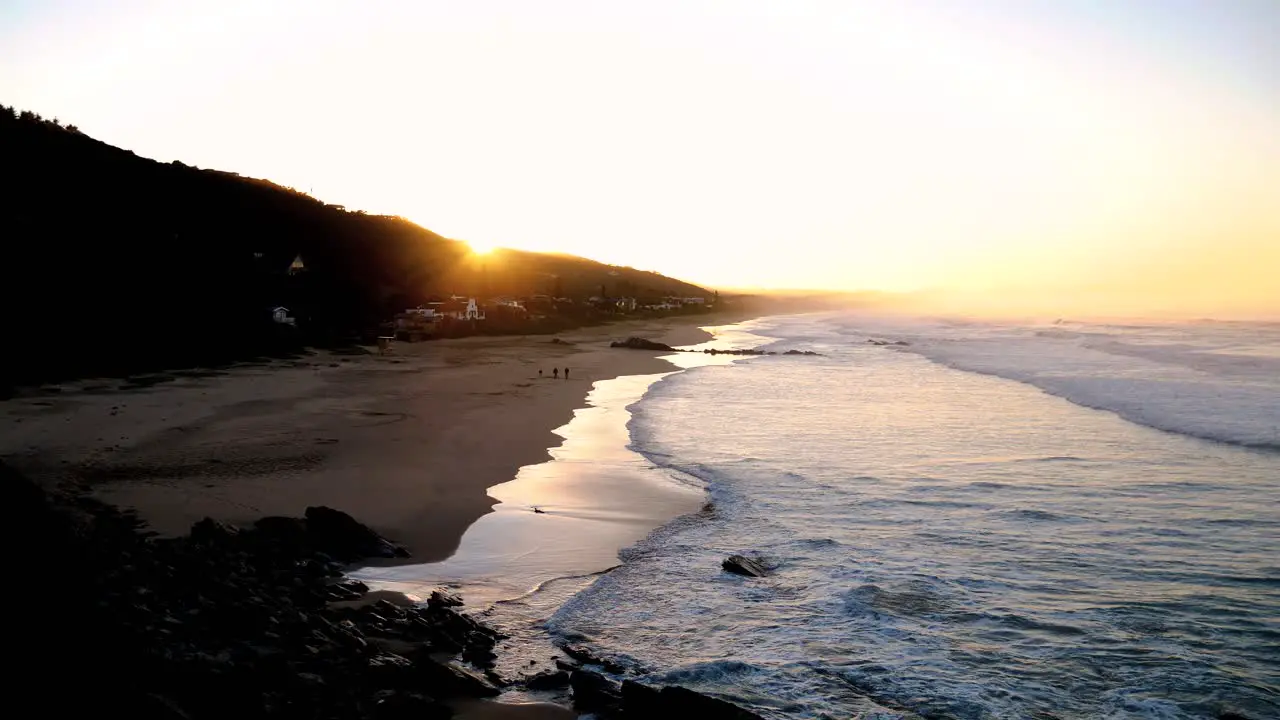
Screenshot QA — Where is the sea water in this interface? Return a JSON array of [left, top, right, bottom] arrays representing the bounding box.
[[547, 313, 1280, 719]]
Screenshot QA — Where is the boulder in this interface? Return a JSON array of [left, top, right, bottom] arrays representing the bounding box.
[[428, 590, 464, 609], [618, 681, 766, 719], [569, 669, 622, 714], [722, 554, 769, 578], [304, 506, 409, 560], [658, 686, 766, 719], [620, 680, 664, 714], [526, 669, 570, 690], [415, 656, 501, 698], [189, 518, 240, 544], [366, 653, 418, 689], [561, 644, 626, 673]]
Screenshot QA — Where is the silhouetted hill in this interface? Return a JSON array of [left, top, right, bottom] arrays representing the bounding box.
[[0, 106, 712, 386]]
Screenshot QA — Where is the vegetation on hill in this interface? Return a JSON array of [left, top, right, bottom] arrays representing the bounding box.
[[0, 106, 713, 387]]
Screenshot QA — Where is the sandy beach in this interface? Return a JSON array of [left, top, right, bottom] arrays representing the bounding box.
[[0, 316, 723, 564], [2, 313, 762, 719]]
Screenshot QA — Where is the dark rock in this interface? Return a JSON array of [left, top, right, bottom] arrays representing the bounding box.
[[253, 515, 309, 541], [189, 518, 240, 544], [305, 506, 409, 560], [526, 669, 571, 690], [658, 686, 765, 719], [428, 590, 464, 609], [372, 690, 453, 720], [462, 644, 497, 668], [561, 644, 626, 673], [570, 669, 622, 714], [614, 682, 765, 719], [1, 458, 510, 720], [620, 680, 664, 713], [136, 693, 194, 720], [610, 337, 675, 351], [415, 656, 501, 698], [722, 554, 769, 577], [367, 653, 418, 688]]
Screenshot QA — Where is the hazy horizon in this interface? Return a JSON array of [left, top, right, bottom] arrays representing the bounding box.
[[3, 0, 1276, 319]]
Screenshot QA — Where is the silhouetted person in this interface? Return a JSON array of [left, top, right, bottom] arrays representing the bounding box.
[[538, 369, 543, 378], [564, 367, 569, 379], [553, 368, 559, 379]]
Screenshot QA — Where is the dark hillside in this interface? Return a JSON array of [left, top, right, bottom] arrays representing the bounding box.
[[0, 107, 711, 386]]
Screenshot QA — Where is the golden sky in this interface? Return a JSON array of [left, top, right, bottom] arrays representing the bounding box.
[[3, 0, 1277, 317]]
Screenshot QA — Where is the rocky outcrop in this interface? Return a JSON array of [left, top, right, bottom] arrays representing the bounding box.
[[702, 348, 772, 355], [1, 460, 501, 720], [622, 681, 767, 719], [610, 337, 676, 351], [556, 641, 766, 719], [722, 554, 770, 577], [1, 461, 772, 720], [304, 505, 409, 560], [566, 671, 766, 718], [609, 338, 825, 357]]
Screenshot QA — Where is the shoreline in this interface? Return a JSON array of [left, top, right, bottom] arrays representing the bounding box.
[[1, 311, 769, 720], [0, 314, 743, 565]]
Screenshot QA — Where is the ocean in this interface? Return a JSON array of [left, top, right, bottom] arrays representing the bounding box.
[[543, 313, 1280, 719]]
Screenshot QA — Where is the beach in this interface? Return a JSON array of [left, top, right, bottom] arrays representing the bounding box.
[[1, 314, 753, 719], [1, 316, 719, 566]]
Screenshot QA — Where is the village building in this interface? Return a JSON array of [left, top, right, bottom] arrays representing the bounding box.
[[438, 298, 486, 321], [270, 306, 296, 326]]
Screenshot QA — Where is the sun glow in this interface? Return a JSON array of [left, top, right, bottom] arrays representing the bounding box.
[[466, 239, 497, 255]]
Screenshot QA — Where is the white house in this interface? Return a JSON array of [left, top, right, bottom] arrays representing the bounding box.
[[441, 298, 486, 320], [271, 307, 296, 326]]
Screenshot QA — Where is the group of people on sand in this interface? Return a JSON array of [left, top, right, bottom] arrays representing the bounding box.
[[538, 367, 570, 379]]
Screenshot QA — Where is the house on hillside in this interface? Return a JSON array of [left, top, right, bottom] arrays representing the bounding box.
[[271, 306, 296, 326], [441, 298, 486, 321]]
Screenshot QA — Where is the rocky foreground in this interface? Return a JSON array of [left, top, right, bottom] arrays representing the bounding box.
[[0, 461, 765, 719]]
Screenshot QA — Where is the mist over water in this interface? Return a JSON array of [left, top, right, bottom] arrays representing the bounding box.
[[548, 313, 1280, 719]]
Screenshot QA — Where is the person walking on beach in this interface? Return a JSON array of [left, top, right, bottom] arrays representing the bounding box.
[[553, 368, 559, 379], [563, 367, 569, 379]]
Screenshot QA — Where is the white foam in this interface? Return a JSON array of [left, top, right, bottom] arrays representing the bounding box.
[[843, 315, 1280, 448]]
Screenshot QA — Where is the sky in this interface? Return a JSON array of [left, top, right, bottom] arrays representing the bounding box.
[[3, 0, 1278, 317]]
